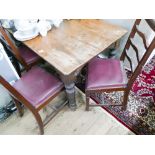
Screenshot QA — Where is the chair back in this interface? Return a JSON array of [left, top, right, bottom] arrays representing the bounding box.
[[0, 22, 28, 68], [0, 75, 35, 111], [120, 19, 155, 87]]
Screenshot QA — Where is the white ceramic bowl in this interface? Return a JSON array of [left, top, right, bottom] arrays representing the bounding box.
[[37, 20, 52, 36], [52, 19, 63, 27]]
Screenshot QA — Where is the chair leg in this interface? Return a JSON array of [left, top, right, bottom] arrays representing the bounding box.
[[13, 99, 24, 117], [85, 92, 90, 111], [33, 111, 44, 135], [122, 90, 130, 111]]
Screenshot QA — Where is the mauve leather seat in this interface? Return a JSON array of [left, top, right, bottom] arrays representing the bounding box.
[[86, 57, 128, 90], [13, 67, 64, 108], [18, 45, 40, 65]]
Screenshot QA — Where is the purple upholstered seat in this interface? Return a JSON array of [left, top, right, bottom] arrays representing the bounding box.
[[86, 57, 128, 90], [18, 45, 40, 65], [13, 67, 64, 108]]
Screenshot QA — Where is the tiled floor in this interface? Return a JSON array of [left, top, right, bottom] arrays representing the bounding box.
[[0, 88, 134, 135]]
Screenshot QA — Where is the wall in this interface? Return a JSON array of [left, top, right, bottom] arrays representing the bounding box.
[[104, 19, 135, 52]]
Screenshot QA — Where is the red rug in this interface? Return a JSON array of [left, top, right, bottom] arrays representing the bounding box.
[[90, 56, 155, 135]]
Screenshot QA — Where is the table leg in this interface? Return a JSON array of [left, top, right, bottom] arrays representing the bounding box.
[[60, 68, 83, 111], [60, 73, 77, 111]]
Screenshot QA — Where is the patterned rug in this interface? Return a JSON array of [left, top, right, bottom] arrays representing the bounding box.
[[90, 91, 155, 135], [89, 56, 155, 135]]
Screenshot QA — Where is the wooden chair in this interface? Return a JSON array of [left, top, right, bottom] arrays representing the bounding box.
[[85, 19, 155, 111], [0, 66, 65, 134], [0, 22, 41, 71]]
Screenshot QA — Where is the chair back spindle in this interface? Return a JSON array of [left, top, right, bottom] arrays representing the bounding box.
[[120, 19, 155, 87]]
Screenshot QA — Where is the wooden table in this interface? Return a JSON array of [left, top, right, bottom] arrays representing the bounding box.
[[23, 19, 127, 110]]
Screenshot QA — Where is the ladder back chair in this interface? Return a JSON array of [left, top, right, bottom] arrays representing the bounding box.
[[0, 66, 66, 135], [0, 22, 41, 71], [85, 19, 155, 111]]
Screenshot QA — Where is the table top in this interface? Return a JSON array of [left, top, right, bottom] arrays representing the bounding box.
[[23, 19, 127, 75]]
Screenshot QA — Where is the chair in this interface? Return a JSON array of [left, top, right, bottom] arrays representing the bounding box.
[[0, 22, 41, 71], [0, 66, 65, 134], [85, 19, 155, 111]]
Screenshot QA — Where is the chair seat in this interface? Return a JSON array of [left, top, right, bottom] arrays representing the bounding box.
[[86, 57, 128, 90], [13, 67, 64, 108], [18, 45, 40, 65]]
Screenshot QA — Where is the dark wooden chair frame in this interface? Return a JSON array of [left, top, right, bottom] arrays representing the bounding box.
[[86, 19, 155, 111], [0, 75, 66, 135], [0, 22, 41, 71]]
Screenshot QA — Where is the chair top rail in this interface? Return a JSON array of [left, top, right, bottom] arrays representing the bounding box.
[[145, 19, 155, 31]]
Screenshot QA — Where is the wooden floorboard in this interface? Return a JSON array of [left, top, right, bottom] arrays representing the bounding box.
[[0, 88, 134, 135]]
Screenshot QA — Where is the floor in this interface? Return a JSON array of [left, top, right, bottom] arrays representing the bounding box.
[[0, 88, 134, 135]]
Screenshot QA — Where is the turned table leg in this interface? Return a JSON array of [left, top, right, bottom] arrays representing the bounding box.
[[60, 68, 83, 111], [65, 82, 76, 110], [60, 74, 77, 111]]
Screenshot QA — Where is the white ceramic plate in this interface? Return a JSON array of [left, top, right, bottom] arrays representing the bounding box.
[[13, 28, 39, 41]]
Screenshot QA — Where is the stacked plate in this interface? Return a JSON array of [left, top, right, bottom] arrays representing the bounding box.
[[13, 29, 39, 41], [13, 20, 39, 41]]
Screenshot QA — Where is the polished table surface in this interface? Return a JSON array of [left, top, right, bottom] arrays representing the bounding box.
[[22, 19, 127, 110]]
